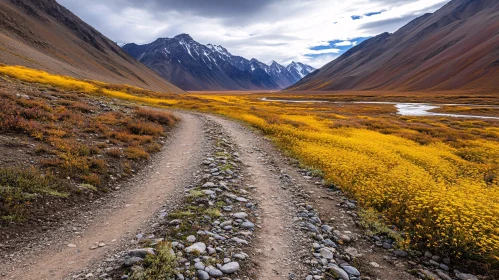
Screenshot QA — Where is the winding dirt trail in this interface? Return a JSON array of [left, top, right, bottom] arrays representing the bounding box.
[[0, 112, 206, 280]]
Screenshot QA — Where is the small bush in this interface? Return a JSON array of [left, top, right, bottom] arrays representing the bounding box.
[[106, 148, 122, 158], [125, 147, 150, 160], [135, 108, 177, 126], [127, 121, 164, 136], [80, 173, 101, 187], [130, 242, 176, 280]]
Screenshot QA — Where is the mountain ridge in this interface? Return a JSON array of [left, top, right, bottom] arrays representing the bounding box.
[[122, 34, 315, 91], [0, 0, 184, 93], [288, 0, 499, 92]]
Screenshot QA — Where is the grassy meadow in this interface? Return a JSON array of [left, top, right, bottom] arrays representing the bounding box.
[[1, 65, 498, 268]]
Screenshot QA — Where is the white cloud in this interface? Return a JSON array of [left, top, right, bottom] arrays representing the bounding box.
[[57, 0, 450, 68], [334, 41, 357, 47]]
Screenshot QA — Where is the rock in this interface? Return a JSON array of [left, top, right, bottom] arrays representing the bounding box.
[[186, 235, 196, 243], [393, 249, 408, 257], [197, 270, 210, 280], [345, 247, 362, 257], [319, 248, 334, 259], [236, 197, 248, 202], [202, 182, 215, 188], [176, 273, 185, 280], [323, 239, 337, 247], [233, 212, 248, 219], [419, 269, 441, 280], [221, 262, 240, 274], [185, 242, 206, 254], [328, 264, 349, 280], [68, 243, 77, 248], [439, 263, 449, 271], [226, 235, 243, 243], [241, 221, 255, 229], [194, 262, 205, 271], [233, 253, 248, 260], [454, 270, 478, 280], [203, 190, 215, 195], [169, 219, 181, 225], [128, 248, 155, 258], [341, 265, 360, 276], [369, 262, 380, 268], [209, 268, 223, 277], [123, 257, 143, 267], [339, 234, 351, 243], [436, 270, 453, 280]]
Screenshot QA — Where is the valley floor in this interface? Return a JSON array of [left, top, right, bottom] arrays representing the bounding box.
[[0, 67, 496, 280]]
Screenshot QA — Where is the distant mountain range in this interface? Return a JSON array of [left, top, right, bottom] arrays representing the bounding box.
[[288, 0, 499, 92], [0, 0, 183, 93], [122, 35, 315, 91]]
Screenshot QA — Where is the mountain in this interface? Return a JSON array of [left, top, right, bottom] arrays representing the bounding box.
[[122, 35, 315, 91], [288, 0, 499, 92], [0, 0, 184, 93]]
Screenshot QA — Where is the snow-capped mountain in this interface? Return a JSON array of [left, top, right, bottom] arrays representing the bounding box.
[[122, 34, 315, 91], [287, 61, 316, 80]]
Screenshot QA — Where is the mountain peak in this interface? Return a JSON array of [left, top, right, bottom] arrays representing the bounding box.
[[174, 33, 193, 41]]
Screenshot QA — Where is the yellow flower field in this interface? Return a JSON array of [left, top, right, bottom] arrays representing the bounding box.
[[1, 65, 498, 264]]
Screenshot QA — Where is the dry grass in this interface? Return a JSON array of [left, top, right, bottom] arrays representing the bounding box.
[[0, 67, 178, 222]]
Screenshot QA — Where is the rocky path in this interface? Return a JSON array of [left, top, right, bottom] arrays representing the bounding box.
[[1, 111, 476, 280]]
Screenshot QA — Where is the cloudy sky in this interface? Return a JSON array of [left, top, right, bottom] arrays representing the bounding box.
[[57, 0, 450, 68]]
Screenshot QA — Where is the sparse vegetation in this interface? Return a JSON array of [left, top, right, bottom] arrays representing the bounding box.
[[130, 242, 176, 280], [1, 65, 498, 267], [0, 66, 177, 224]]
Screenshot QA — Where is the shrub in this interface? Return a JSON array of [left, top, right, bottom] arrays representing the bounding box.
[[130, 242, 176, 280], [135, 108, 177, 126], [125, 146, 150, 160]]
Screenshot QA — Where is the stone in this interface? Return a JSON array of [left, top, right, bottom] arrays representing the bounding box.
[[202, 182, 215, 188], [176, 273, 185, 280], [454, 270, 478, 280], [419, 269, 441, 280], [68, 243, 77, 248], [123, 257, 143, 267], [436, 270, 453, 280], [233, 253, 248, 260], [128, 248, 155, 258], [186, 235, 196, 243], [393, 249, 408, 257], [319, 248, 334, 259], [241, 221, 255, 229], [221, 262, 240, 274], [233, 212, 248, 219], [197, 270, 210, 280], [328, 264, 349, 280], [209, 268, 223, 277], [207, 247, 216, 254], [236, 197, 248, 202], [369, 262, 380, 268], [185, 242, 206, 254], [341, 265, 360, 276], [194, 262, 205, 270]]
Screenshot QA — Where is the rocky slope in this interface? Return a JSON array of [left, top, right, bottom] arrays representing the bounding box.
[[123, 34, 315, 91], [288, 0, 499, 92], [0, 0, 184, 93]]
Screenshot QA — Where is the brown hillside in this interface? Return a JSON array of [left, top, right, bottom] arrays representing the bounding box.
[[0, 0, 184, 93], [288, 0, 499, 93]]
